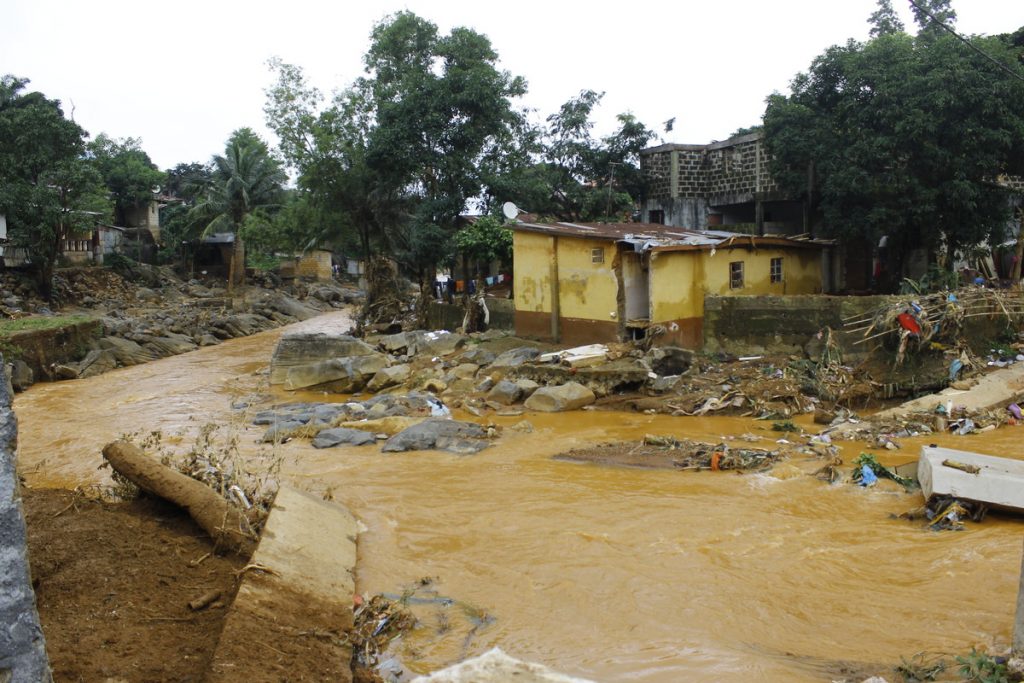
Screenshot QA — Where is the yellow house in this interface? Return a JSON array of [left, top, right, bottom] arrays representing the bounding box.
[[512, 221, 831, 348]]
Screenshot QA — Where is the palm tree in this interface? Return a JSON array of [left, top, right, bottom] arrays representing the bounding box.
[[189, 128, 286, 290]]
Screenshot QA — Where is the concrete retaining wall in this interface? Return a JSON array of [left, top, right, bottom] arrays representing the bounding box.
[[428, 298, 514, 332], [0, 359, 52, 682], [703, 294, 895, 356], [5, 319, 102, 381]]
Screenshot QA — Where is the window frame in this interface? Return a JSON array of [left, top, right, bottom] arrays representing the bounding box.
[[770, 257, 783, 284], [729, 260, 744, 289]]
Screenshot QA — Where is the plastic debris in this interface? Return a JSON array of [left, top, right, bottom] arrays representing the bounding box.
[[858, 464, 878, 486]]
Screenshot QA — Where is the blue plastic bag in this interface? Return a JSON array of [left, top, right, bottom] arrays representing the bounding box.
[[859, 464, 878, 487]]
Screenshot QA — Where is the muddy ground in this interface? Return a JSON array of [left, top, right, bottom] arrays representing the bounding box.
[[22, 488, 246, 683]]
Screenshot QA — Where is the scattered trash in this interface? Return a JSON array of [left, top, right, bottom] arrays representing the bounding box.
[[858, 464, 878, 487], [850, 453, 917, 491]]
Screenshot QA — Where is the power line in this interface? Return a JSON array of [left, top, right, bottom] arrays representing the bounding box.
[[905, 0, 1024, 86]]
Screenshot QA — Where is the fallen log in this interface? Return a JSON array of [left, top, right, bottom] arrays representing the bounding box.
[[102, 440, 256, 556]]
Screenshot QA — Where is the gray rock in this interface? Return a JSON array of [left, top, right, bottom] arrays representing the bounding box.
[[261, 420, 307, 443], [311, 427, 377, 448], [142, 334, 198, 358], [381, 418, 487, 453], [77, 349, 118, 379], [475, 377, 495, 393], [486, 379, 523, 405], [135, 287, 160, 302], [416, 331, 466, 357], [98, 336, 157, 366], [367, 364, 412, 392], [52, 364, 79, 381], [460, 348, 496, 365], [270, 332, 378, 385], [523, 382, 596, 412], [649, 375, 682, 393], [446, 363, 480, 381], [265, 293, 320, 321], [198, 334, 221, 347], [378, 331, 416, 354], [514, 379, 540, 399], [489, 347, 541, 369], [9, 360, 33, 392], [283, 354, 388, 392]]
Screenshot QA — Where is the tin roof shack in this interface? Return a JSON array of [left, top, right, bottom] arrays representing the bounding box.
[[511, 220, 832, 348]]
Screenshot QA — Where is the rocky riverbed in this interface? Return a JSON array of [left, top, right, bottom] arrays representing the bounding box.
[[1, 264, 362, 391]]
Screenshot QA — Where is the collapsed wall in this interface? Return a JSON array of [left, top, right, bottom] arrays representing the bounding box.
[[0, 360, 52, 681]]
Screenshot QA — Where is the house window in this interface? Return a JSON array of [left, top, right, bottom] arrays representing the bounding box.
[[770, 257, 783, 283], [591, 247, 605, 264], [730, 261, 744, 289], [648, 210, 664, 225]]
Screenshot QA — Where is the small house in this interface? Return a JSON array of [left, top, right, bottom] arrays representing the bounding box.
[[511, 220, 833, 348]]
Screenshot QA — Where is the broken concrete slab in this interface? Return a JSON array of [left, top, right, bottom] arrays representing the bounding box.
[[411, 647, 593, 682], [206, 486, 358, 683], [919, 445, 1024, 512], [876, 363, 1024, 421]]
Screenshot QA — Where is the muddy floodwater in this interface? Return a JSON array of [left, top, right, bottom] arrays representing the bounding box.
[[15, 311, 1024, 681]]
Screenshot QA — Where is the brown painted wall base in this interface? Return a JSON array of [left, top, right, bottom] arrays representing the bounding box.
[[515, 311, 619, 345], [651, 317, 703, 349]]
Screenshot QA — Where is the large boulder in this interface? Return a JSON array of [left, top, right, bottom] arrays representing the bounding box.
[[8, 360, 33, 392], [486, 379, 523, 406], [142, 333, 198, 358], [283, 354, 388, 392], [264, 293, 320, 321], [270, 332, 378, 385], [367, 364, 412, 392], [311, 427, 376, 448], [77, 349, 117, 379], [381, 418, 488, 454], [98, 336, 156, 366], [416, 331, 466, 357], [524, 382, 596, 412]]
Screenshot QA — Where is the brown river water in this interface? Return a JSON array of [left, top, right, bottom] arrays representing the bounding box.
[[14, 310, 1024, 682]]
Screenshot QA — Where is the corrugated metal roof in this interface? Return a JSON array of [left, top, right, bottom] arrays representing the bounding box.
[[510, 221, 832, 252]]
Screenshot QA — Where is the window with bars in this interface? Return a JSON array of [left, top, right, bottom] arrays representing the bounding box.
[[770, 257, 783, 283], [729, 261, 744, 289], [591, 247, 605, 264]]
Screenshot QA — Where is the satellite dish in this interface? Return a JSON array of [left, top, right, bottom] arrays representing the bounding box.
[[502, 201, 521, 221], [151, 185, 161, 195]]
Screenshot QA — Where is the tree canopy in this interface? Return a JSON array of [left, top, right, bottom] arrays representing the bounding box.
[[87, 133, 164, 224], [763, 11, 1024, 284], [188, 128, 287, 287], [0, 75, 110, 297]]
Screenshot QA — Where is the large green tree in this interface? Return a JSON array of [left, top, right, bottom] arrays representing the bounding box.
[[188, 128, 286, 289], [487, 89, 655, 222], [266, 12, 529, 323], [87, 134, 165, 226], [0, 75, 110, 298], [764, 14, 1024, 289]]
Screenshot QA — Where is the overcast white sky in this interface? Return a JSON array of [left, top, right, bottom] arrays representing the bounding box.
[[3, 0, 1021, 170]]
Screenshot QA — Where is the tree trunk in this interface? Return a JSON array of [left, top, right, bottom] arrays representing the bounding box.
[[1012, 207, 1024, 286], [228, 235, 245, 292]]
